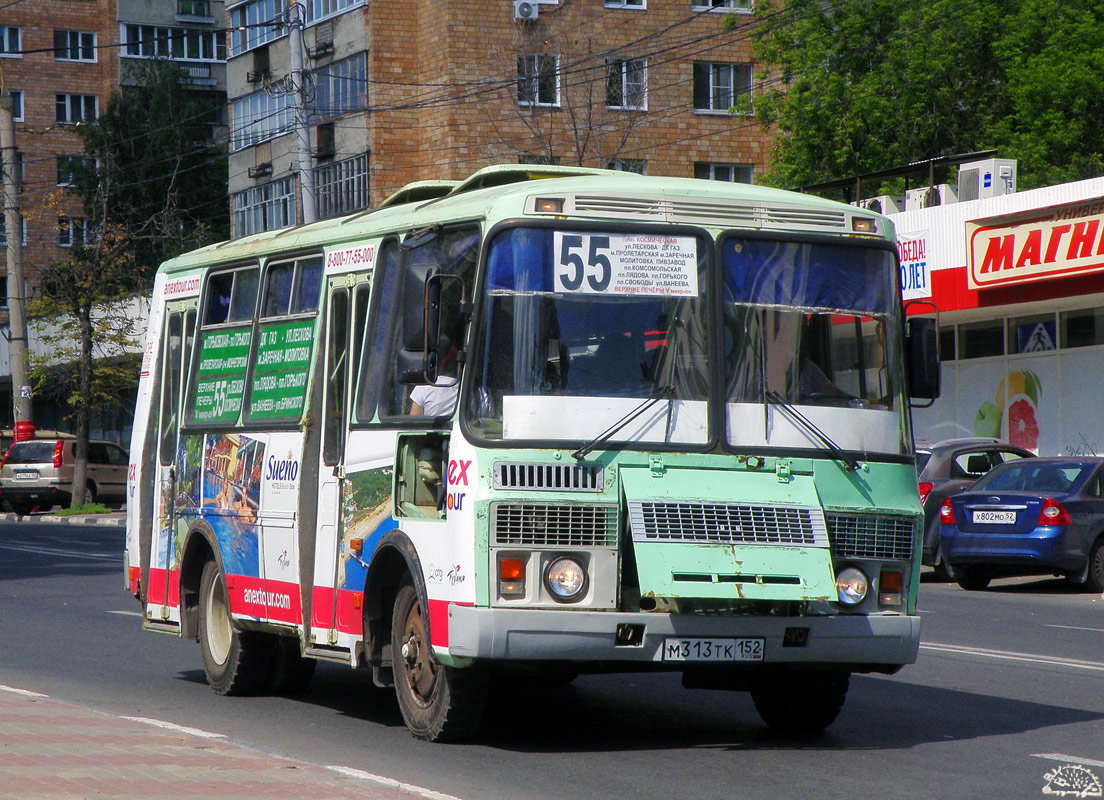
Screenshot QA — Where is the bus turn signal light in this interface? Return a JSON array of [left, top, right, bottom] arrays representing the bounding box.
[[499, 558, 525, 597], [879, 570, 903, 607]]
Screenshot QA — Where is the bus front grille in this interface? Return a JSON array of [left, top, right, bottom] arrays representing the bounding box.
[[825, 513, 916, 560], [492, 503, 618, 547], [628, 501, 829, 547], [493, 462, 604, 492]]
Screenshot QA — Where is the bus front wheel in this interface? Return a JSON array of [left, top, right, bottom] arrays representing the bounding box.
[[750, 669, 850, 734], [198, 560, 272, 696], [391, 580, 486, 742]]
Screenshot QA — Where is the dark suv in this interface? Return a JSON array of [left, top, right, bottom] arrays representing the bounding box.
[[916, 437, 1035, 579], [0, 438, 129, 514]]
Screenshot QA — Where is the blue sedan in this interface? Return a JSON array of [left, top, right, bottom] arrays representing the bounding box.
[[939, 457, 1104, 591]]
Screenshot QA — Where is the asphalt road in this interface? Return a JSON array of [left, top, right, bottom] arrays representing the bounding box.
[[1, 521, 1102, 799]]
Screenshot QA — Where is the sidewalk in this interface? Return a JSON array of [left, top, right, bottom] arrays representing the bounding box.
[[0, 686, 455, 800]]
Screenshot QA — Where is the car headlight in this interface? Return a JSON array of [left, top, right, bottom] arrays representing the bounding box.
[[544, 556, 587, 602], [836, 567, 869, 605]]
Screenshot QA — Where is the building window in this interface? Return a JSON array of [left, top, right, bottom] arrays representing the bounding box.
[[57, 217, 89, 248], [605, 0, 645, 7], [517, 54, 559, 107], [609, 158, 646, 174], [57, 156, 96, 187], [56, 94, 98, 124], [233, 176, 296, 237], [0, 27, 20, 56], [177, 0, 211, 17], [315, 152, 369, 220], [1061, 308, 1104, 349], [1008, 313, 1057, 354], [122, 24, 226, 61], [693, 62, 752, 112], [0, 216, 26, 247], [694, 162, 752, 183], [692, 0, 753, 12], [231, 88, 294, 150], [938, 326, 955, 362], [7, 90, 22, 122], [229, 0, 288, 57], [310, 53, 366, 121], [606, 58, 647, 110], [308, 0, 363, 23], [53, 30, 96, 62], [958, 320, 1004, 360]]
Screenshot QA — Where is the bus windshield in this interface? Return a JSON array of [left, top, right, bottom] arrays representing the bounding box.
[[722, 236, 908, 455], [467, 227, 711, 445]]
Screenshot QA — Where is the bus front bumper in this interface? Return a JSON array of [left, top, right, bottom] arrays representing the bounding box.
[[446, 606, 920, 670]]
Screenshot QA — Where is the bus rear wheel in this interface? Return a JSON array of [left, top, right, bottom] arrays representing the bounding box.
[[391, 581, 486, 742], [750, 669, 850, 734], [198, 560, 272, 696]]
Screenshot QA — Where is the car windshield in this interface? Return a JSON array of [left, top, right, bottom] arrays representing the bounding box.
[[4, 441, 57, 464], [974, 461, 1090, 493]]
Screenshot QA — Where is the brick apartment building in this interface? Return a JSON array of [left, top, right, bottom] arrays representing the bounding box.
[[228, 0, 772, 237], [0, 0, 226, 435]]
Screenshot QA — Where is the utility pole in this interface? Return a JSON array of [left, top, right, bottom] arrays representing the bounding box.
[[289, 0, 316, 225], [0, 94, 32, 441]]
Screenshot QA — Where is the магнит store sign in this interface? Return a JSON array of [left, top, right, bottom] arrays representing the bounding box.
[[967, 199, 1104, 289]]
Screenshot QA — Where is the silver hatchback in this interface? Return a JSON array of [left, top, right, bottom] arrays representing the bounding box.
[[0, 438, 129, 514]]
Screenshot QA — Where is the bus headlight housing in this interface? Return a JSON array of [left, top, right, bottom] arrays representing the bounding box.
[[836, 567, 869, 605], [544, 556, 587, 602]]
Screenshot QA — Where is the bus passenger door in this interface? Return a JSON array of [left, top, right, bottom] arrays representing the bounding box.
[[311, 280, 358, 644], [150, 307, 195, 620]]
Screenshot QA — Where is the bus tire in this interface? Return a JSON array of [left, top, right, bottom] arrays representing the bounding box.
[[264, 636, 316, 696], [391, 580, 487, 742], [750, 670, 849, 734], [198, 560, 272, 696]]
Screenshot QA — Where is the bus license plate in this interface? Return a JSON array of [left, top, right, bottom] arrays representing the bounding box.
[[972, 510, 1016, 524], [662, 637, 764, 662]]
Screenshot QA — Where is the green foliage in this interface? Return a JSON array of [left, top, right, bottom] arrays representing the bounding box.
[[55, 503, 111, 516], [749, 0, 1104, 191], [72, 58, 229, 278]]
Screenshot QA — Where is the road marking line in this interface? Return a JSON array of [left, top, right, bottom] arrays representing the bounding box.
[[326, 766, 465, 800], [1032, 753, 1104, 769], [0, 542, 115, 561], [0, 684, 47, 698], [122, 717, 226, 739], [921, 642, 1104, 672], [1043, 624, 1104, 633], [107, 610, 143, 617]]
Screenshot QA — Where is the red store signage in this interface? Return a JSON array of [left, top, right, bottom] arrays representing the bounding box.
[[967, 198, 1104, 289]]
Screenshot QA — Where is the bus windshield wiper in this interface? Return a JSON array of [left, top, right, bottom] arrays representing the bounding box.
[[764, 390, 860, 471], [572, 386, 674, 461]]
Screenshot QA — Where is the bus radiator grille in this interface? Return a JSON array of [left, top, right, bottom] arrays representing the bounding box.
[[492, 461, 604, 492], [825, 513, 916, 561], [627, 501, 829, 547], [491, 502, 619, 548]]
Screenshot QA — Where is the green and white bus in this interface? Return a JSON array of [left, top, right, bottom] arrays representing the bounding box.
[[125, 165, 939, 741]]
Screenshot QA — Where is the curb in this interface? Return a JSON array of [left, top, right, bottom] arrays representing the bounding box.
[[0, 511, 125, 526]]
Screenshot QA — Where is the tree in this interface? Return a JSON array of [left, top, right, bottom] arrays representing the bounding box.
[[745, 0, 1104, 193], [31, 59, 228, 508], [71, 58, 229, 276]]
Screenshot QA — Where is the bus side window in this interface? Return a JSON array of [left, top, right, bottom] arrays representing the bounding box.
[[159, 312, 183, 465], [323, 289, 349, 466]]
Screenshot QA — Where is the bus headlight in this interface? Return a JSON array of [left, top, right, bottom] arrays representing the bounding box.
[[836, 567, 869, 605], [544, 556, 587, 602]]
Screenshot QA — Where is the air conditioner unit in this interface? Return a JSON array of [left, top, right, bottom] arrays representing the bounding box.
[[957, 158, 1017, 201], [514, 0, 539, 21], [905, 183, 958, 211], [855, 195, 904, 215]]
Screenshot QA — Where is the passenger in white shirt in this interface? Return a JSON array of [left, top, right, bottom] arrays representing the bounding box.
[[409, 379, 459, 417]]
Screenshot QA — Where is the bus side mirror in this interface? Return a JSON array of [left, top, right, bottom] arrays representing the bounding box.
[[397, 260, 442, 384], [906, 316, 940, 403]]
